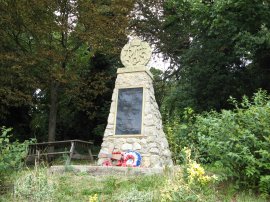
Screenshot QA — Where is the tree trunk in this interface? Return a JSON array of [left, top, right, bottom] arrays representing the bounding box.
[[48, 81, 59, 143]]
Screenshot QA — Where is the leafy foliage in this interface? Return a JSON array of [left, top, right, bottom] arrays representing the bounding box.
[[132, 0, 270, 112], [160, 148, 217, 202], [259, 175, 270, 198], [168, 90, 270, 194], [0, 0, 134, 142], [0, 127, 31, 184], [164, 107, 197, 163]]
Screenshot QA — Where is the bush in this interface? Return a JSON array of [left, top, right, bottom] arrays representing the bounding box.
[[170, 90, 270, 195], [164, 107, 198, 164], [0, 127, 31, 184], [197, 90, 270, 193], [259, 175, 270, 198]]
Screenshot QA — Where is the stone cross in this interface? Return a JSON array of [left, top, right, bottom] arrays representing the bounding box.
[[98, 38, 173, 167], [120, 37, 152, 68]]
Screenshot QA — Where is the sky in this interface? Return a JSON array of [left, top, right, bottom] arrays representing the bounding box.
[[148, 51, 170, 72]]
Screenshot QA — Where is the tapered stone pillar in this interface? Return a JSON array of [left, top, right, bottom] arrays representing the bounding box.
[[98, 38, 173, 167]]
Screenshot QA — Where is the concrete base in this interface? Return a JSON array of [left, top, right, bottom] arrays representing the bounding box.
[[50, 165, 164, 176]]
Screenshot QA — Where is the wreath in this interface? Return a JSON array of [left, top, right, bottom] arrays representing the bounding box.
[[123, 151, 142, 167]]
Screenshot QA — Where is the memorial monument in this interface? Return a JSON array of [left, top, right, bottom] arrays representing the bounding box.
[[98, 38, 173, 167]]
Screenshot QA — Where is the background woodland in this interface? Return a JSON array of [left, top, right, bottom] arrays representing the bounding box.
[[0, 0, 270, 198]]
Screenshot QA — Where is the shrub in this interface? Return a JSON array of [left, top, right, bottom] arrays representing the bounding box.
[[0, 127, 31, 184], [164, 107, 199, 163], [196, 90, 270, 193], [170, 90, 270, 195], [259, 175, 270, 198]]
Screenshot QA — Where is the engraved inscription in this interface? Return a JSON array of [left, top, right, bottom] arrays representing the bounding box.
[[115, 88, 143, 135]]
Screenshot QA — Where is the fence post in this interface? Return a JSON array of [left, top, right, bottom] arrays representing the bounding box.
[[66, 141, 75, 165]]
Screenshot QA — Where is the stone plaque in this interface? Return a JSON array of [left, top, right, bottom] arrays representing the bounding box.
[[115, 88, 143, 135]]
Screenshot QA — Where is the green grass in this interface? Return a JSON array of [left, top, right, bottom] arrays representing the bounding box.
[[54, 173, 164, 201], [0, 167, 269, 202]]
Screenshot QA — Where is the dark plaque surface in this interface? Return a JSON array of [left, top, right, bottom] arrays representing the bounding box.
[[116, 88, 143, 135]]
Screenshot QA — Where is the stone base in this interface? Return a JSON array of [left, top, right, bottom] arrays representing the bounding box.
[[49, 165, 164, 176]]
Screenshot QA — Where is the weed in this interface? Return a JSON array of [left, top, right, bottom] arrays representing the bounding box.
[[14, 167, 55, 202]]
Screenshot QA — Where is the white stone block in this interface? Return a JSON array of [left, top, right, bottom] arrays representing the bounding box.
[[121, 143, 132, 151], [146, 114, 153, 119], [106, 124, 114, 129], [133, 142, 142, 150], [107, 113, 115, 124], [142, 156, 151, 167], [144, 119, 154, 126], [150, 148, 159, 154], [99, 148, 109, 154], [141, 138, 147, 144], [104, 130, 113, 137], [149, 142, 157, 148], [150, 155, 161, 167], [147, 136, 156, 143], [163, 149, 171, 157], [114, 139, 124, 145], [126, 138, 137, 143]]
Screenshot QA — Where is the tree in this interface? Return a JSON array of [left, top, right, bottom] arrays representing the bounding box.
[[0, 0, 134, 141], [131, 0, 270, 113]]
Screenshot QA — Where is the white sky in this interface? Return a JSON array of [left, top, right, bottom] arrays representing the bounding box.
[[148, 52, 170, 72]]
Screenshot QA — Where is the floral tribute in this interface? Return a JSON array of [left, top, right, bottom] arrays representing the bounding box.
[[101, 150, 142, 167]]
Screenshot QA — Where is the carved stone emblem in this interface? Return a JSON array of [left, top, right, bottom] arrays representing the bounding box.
[[120, 37, 152, 68]]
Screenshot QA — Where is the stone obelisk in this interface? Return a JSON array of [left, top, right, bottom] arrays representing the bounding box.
[[98, 38, 173, 167]]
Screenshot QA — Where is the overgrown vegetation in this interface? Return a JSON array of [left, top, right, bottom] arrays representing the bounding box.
[[1, 0, 270, 201], [160, 148, 218, 202], [2, 91, 269, 200], [0, 127, 31, 187], [14, 167, 55, 202], [1, 154, 268, 201], [165, 90, 270, 197]]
